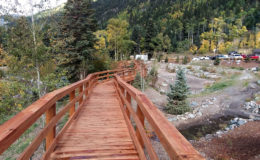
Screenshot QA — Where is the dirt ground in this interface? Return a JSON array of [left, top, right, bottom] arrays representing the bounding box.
[[221, 60, 259, 69], [143, 61, 260, 160], [193, 121, 260, 160]]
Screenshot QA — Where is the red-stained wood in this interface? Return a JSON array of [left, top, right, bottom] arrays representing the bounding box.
[[49, 81, 140, 160], [79, 85, 83, 105], [136, 105, 145, 148], [126, 92, 131, 118], [0, 61, 205, 160], [115, 75, 205, 160], [46, 103, 56, 150], [69, 90, 75, 117]]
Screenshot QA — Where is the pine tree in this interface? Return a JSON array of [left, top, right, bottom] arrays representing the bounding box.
[[59, 0, 97, 82], [165, 68, 190, 115], [214, 57, 220, 65], [144, 18, 156, 57], [182, 56, 189, 64]]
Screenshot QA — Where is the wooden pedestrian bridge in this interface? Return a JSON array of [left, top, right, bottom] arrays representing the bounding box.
[[0, 61, 204, 160]]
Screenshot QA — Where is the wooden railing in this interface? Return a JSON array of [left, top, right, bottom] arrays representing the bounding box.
[[0, 60, 204, 160], [0, 63, 138, 160], [114, 75, 205, 160]]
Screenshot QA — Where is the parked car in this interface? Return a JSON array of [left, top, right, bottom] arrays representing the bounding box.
[[243, 54, 259, 60], [200, 56, 210, 60], [230, 54, 243, 59], [211, 55, 225, 60], [228, 51, 238, 56], [192, 57, 200, 61], [220, 55, 229, 59]]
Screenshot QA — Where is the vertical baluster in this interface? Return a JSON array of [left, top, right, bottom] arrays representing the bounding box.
[[126, 92, 131, 119], [85, 82, 89, 98], [79, 85, 83, 105], [45, 103, 56, 150], [69, 90, 75, 117], [136, 104, 145, 148]]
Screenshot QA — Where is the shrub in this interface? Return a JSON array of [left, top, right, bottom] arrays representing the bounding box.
[[0, 70, 4, 79], [187, 66, 192, 70], [201, 66, 209, 72], [244, 56, 250, 63], [149, 65, 158, 87], [165, 56, 168, 63], [214, 57, 220, 65], [165, 68, 190, 115], [133, 72, 146, 90], [176, 56, 179, 63], [166, 65, 176, 73]]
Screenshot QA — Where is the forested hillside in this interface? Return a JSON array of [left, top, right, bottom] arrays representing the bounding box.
[[92, 0, 259, 57]]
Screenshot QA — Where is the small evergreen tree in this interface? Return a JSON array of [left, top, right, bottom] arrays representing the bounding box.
[[182, 56, 189, 64], [214, 57, 220, 65], [133, 72, 145, 90], [176, 56, 180, 63], [165, 68, 190, 115], [149, 64, 158, 87], [165, 56, 168, 63]]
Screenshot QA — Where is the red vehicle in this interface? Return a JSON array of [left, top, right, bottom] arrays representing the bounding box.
[[242, 54, 259, 60]]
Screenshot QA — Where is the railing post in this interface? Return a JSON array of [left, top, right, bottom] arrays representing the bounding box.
[[126, 92, 131, 118], [45, 103, 56, 151], [136, 104, 145, 148], [79, 85, 83, 105], [85, 82, 89, 98], [69, 90, 75, 117]]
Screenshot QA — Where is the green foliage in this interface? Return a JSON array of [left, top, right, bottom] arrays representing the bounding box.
[[165, 68, 190, 115], [165, 56, 168, 63], [182, 56, 189, 64], [59, 0, 97, 82], [0, 81, 35, 118], [214, 57, 220, 65], [133, 72, 141, 89], [148, 64, 158, 87], [107, 18, 134, 61], [176, 56, 180, 63], [0, 69, 4, 78]]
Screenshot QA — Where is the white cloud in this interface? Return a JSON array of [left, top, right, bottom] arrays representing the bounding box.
[[0, 0, 67, 15]]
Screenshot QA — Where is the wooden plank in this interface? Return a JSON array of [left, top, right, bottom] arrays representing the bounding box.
[[48, 81, 139, 160]]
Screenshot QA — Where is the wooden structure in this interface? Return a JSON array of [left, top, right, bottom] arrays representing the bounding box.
[[0, 61, 204, 160]]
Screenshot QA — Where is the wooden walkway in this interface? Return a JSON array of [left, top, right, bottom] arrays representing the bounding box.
[[0, 61, 204, 160], [51, 81, 139, 160]]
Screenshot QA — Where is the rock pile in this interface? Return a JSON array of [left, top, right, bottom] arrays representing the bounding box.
[[243, 101, 260, 114], [203, 118, 249, 140]]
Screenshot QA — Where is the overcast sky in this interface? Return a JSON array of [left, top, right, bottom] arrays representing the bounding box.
[[0, 0, 67, 15]]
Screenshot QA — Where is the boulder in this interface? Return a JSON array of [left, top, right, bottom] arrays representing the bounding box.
[[237, 119, 247, 126], [190, 101, 199, 107], [188, 113, 196, 119]]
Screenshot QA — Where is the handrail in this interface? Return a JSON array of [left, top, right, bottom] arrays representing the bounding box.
[[0, 61, 138, 159], [114, 75, 205, 160], [0, 60, 204, 160]]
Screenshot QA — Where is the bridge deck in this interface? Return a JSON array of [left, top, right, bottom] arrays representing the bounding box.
[[51, 81, 139, 160]]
